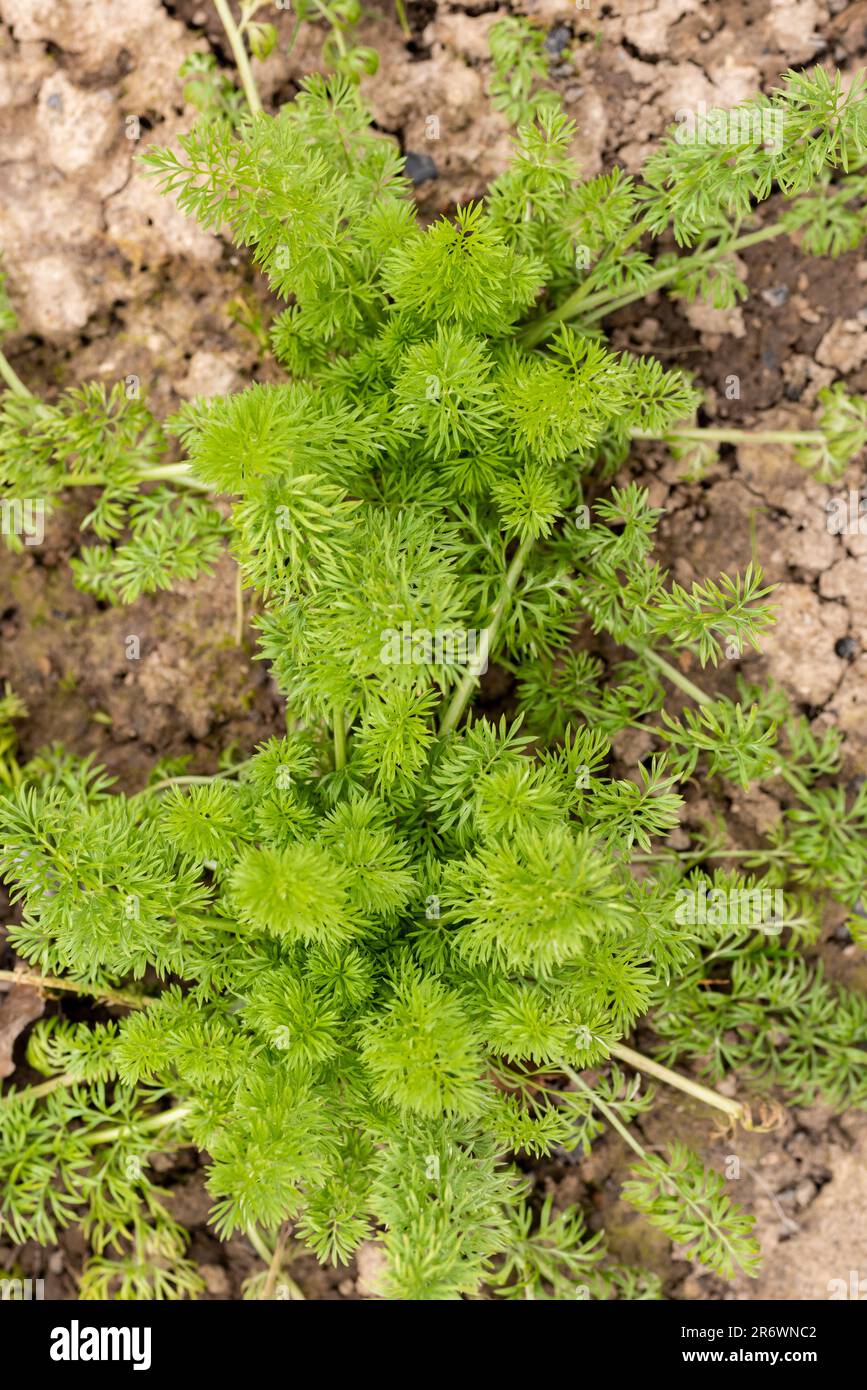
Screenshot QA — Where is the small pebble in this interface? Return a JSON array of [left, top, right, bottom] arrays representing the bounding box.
[[761, 285, 789, 308], [834, 635, 859, 660], [545, 25, 572, 56], [200, 1263, 231, 1297], [795, 1179, 817, 1208], [404, 151, 438, 185]]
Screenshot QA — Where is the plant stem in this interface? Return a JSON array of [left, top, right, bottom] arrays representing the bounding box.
[[245, 1226, 307, 1298], [313, 0, 348, 57], [333, 708, 347, 770], [634, 427, 821, 447], [234, 566, 245, 647], [132, 762, 251, 798], [394, 0, 412, 38], [609, 1042, 745, 1122], [262, 1222, 290, 1300], [439, 531, 535, 736], [85, 1104, 192, 1147], [138, 462, 209, 485], [568, 1067, 752, 1274], [632, 645, 713, 708], [213, 0, 263, 114], [632, 645, 812, 801], [64, 464, 211, 493], [562, 1066, 647, 1159], [582, 224, 784, 326], [0, 969, 145, 1009], [630, 847, 788, 864], [246, 1225, 272, 1263], [8, 1072, 76, 1102], [0, 348, 32, 399], [522, 222, 785, 346]]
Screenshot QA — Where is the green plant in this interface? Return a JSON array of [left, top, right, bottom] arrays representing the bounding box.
[[488, 17, 558, 127], [1, 27, 867, 1300]]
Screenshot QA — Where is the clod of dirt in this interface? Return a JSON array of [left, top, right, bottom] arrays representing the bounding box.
[[760, 584, 848, 707], [355, 1240, 389, 1298], [821, 556, 867, 646], [0, 982, 44, 1078], [815, 317, 867, 373], [729, 1118, 867, 1300]]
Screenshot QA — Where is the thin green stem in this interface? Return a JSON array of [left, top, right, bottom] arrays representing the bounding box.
[[262, 1223, 290, 1300], [6, 1072, 76, 1102], [630, 847, 788, 864], [609, 1042, 745, 1121], [632, 645, 713, 708], [0, 348, 32, 399], [562, 1066, 647, 1159], [633, 645, 812, 802], [137, 463, 212, 489], [234, 566, 245, 648], [313, 0, 348, 57], [0, 969, 146, 1009], [246, 1225, 272, 1264], [439, 531, 535, 736], [394, 0, 411, 39], [333, 709, 347, 770], [213, 0, 263, 115], [245, 1226, 307, 1298], [634, 427, 821, 446], [582, 224, 784, 327], [63, 464, 211, 493], [85, 1104, 192, 1147], [567, 1069, 751, 1273], [4, 1076, 188, 1117], [132, 762, 251, 798], [522, 222, 785, 347]]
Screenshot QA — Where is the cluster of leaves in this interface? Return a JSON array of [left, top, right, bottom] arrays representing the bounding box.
[[0, 364, 227, 597], [1, 59, 867, 1301], [488, 17, 559, 127], [295, 0, 381, 84]]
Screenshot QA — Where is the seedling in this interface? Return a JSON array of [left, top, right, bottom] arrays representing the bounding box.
[[0, 18, 866, 1299]]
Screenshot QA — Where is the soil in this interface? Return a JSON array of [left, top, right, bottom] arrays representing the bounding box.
[[1, 0, 866, 1301]]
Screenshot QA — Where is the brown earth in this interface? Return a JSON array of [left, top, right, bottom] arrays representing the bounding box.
[[1, 0, 866, 1301]]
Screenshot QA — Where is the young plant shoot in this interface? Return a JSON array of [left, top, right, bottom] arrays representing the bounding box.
[[1, 26, 867, 1299]]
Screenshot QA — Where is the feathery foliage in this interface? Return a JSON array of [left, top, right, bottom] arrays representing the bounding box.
[[1, 42, 866, 1302]]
